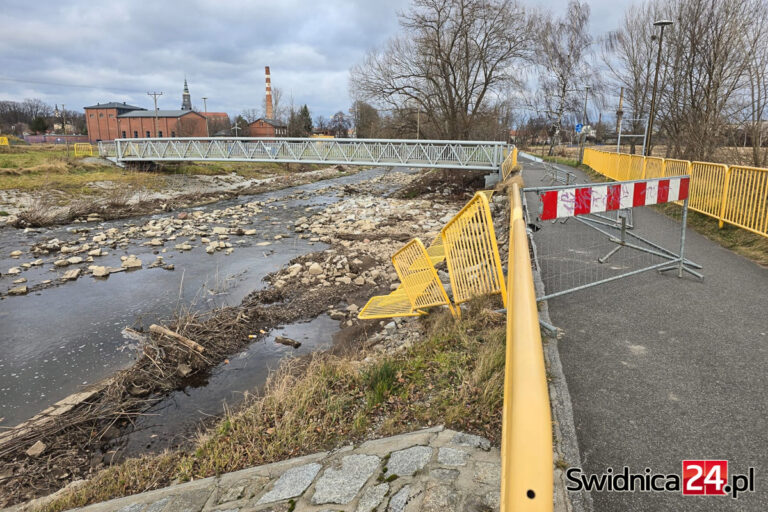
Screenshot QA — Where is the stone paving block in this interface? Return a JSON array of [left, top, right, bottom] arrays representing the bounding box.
[[256, 463, 322, 504], [436, 447, 468, 467], [115, 504, 144, 512], [143, 498, 170, 512], [419, 484, 459, 512], [472, 462, 501, 487], [385, 446, 432, 477], [357, 427, 441, 457], [386, 485, 411, 512], [449, 432, 490, 451], [311, 454, 380, 505], [428, 468, 459, 482], [355, 483, 389, 512], [163, 489, 217, 512]]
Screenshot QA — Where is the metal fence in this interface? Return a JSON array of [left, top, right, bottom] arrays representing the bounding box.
[[584, 148, 768, 238], [525, 176, 702, 302], [97, 137, 507, 172]]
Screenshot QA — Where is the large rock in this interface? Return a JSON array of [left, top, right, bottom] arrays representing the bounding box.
[[121, 256, 142, 269], [61, 268, 81, 281], [386, 445, 433, 477], [257, 463, 322, 504], [91, 266, 110, 278], [8, 285, 28, 296], [26, 440, 46, 457], [9, 250, 22, 258], [7, 267, 21, 274], [311, 454, 380, 505], [66, 256, 83, 265], [308, 263, 323, 275]]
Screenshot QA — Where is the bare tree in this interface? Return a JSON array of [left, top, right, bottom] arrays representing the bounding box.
[[350, 0, 533, 140], [534, 0, 596, 156], [738, 0, 768, 166]]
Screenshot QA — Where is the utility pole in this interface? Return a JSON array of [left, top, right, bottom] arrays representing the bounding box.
[[645, 20, 673, 156], [147, 91, 163, 137], [578, 86, 590, 164], [61, 104, 70, 157], [201, 96, 209, 137]]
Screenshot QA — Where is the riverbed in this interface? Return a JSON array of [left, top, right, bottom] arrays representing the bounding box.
[[0, 166, 406, 430]]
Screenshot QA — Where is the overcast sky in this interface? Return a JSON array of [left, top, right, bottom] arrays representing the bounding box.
[[0, 0, 636, 120]]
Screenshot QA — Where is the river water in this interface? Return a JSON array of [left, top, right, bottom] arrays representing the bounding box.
[[0, 167, 401, 431]]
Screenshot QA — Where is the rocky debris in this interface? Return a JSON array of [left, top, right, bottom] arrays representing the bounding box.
[[121, 255, 142, 269], [308, 262, 323, 275], [53, 260, 69, 267], [66, 256, 83, 265], [9, 250, 22, 258], [90, 266, 111, 278], [61, 269, 81, 281], [275, 336, 301, 349], [25, 441, 46, 458], [8, 285, 28, 295], [13, 277, 27, 284], [7, 267, 21, 275]]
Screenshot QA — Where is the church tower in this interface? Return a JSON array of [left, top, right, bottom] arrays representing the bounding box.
[[181, 78, 192, 111]]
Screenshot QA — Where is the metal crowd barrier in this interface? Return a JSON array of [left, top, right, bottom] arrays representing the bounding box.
[[584, 148, 768, 238]]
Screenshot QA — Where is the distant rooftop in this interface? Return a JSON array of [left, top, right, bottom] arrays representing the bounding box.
[[252, 118, 287, 128], [84, 102, 145, 110], [118, 110, 202, 118]]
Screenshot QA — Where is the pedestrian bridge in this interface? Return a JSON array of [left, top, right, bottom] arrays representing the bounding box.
[[98, 137, 508, 172]]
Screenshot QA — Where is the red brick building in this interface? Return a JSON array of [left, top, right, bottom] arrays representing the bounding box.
[[84, 103, 208, 142], [248, 118, 287, 137]]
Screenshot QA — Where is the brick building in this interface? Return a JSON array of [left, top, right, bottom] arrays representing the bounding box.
[[248, 118, 288, 137], [84, 80, 212, 142]]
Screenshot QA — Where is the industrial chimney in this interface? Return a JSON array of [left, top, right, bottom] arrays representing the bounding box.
[[265, 66, 273, 120]]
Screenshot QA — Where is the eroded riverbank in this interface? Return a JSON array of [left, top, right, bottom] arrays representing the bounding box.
[[0, 166, 493, 507]]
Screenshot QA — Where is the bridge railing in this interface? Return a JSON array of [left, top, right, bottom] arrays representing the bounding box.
[[501, 183, 553, 511], [584, 148, 768, 238], [101, 137, 507, 171]]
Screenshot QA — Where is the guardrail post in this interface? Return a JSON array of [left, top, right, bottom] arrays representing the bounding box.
[[718, 166, 732, 229], [116, 139, 122, 160]]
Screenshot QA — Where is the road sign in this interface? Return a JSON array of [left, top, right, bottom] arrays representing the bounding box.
[[575, 124, 583, 133]]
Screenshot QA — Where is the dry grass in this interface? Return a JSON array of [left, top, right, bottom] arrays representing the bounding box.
[[41, 297, 506, 512]]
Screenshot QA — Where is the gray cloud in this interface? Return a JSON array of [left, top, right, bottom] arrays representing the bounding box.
[[1, 0, 633, 119]]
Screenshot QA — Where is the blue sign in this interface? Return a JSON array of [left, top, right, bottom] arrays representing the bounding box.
[[575, 123, 583, 133]]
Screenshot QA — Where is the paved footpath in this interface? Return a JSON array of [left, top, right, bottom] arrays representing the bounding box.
[[30, 427, 500, 512], [521, 154, 768, 511]]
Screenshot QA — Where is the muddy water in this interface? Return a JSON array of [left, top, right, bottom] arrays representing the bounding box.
[[0, 167, 405, 429]]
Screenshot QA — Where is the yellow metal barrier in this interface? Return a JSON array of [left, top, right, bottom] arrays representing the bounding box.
[[0, 136, 8, 146], [688, 162, 728, 218], [442, 192, 507, 307], [643, 157, 665, 179], [582, 148, 768, 239], [502, 146, 519, 180], [721, 166, 768, 235], [74, 143, 93, 157], [393, 238, 456, 317], [501, 183, 553, 511]]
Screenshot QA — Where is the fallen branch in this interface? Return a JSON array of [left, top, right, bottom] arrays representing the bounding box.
[[149, 325, 205, 353]]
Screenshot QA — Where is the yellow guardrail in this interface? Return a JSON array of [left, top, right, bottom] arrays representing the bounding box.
[[502, 146, 518, 180], [0, 136, 9, 146], [584, 148, 768, 239], [501, 183, 553, 511], [74, 143, 93, 156]]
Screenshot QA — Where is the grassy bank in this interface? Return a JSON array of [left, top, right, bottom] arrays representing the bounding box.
[[42, 298, 505, 512], [0, 145, 314, 194], [540, 156, 768, 266]]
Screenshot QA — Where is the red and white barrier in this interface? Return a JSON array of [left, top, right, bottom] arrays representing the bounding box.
[[539, 176, 690, 220]]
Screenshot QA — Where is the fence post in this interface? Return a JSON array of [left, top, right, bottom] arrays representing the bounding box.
[[717, 166, 732, 229]]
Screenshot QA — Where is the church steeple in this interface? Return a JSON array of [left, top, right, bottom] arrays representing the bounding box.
[[181, 78, 192, 111]]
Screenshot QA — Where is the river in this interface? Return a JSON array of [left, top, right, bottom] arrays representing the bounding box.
[[0, 166, 402, 434]]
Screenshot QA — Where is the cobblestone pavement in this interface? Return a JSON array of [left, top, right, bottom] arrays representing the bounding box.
[[64, 427, 500, 512]]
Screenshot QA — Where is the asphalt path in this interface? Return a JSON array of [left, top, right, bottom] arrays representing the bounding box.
[[520, 153, 768, 511]]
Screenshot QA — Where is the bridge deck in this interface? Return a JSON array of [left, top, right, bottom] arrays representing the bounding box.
[[98, 137, 507, 171]]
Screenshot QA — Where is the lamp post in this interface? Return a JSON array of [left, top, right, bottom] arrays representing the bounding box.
[[578, 86, 590, 164], [201, 96, 209, 137], [645, 19, 673, 156]]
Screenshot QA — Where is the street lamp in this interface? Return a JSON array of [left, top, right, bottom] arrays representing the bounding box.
[[201, 96, 209, 137], [578, 86, 590, 164], [645, 19, 673, 156]]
